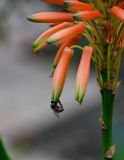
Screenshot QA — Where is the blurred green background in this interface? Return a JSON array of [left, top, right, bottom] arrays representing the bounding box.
[[0, 0, 124, 160]]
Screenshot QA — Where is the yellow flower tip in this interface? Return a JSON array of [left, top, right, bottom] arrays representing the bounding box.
[[73, 11, 101, 21], [27, 15, 43, 23], [73, 13, 81, 21], [75, 46, 93, 105], [78, 95, 84, 104], [47, 38, 55, 44], [32, 41, 40, 49], [32, 49, 40, 55], [27, 16, 34, 22], [75, 90, 84, 104], [79, 93, 85, 103], [32, 41, 43, 54], [52, 63, 57, 69], [51, 92, 60, 102]]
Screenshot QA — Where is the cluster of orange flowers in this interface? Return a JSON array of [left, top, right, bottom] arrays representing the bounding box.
[[27, 0, 124, 114]]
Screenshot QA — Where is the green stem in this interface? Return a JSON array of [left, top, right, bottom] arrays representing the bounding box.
[[100, 89, 115, 160], [70, 45, 83, 51], [100, 70, 115, 159], [107, 45, 111, 80], [0, 138, 11, 160]]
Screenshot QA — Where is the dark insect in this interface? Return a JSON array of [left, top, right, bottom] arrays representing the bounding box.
[[50, 100, 64, 115]]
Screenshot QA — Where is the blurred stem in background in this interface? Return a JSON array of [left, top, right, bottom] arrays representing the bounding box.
[[0, 138, 11, 160]]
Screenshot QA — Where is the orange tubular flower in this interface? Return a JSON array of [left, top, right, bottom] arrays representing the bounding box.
[[43, 0, 64, 6], [42, 0, 79, 6], [52, 47, 74, 102], [32, 22, 73, 53], [111, 6, 124, 21], [75, 46, 93, 104], [47, 23, 85, 44], [27, 12, 73, 23], [53, 35, 81, 68], [64, 1, 93, 13], [73, 10, 101, 21]]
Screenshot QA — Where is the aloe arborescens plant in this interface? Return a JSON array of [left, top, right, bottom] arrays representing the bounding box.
[[26, 0, 124, 159]]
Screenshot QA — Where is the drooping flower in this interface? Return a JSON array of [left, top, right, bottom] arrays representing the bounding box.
[[47, 23, 85, 44], [52, 35, 81, 69], [32, 22, 73, 54], [27, 12, 73, 23], [27, 0, 101, 106], [75, 46, 93, 104], [52, 47, 74, 102], [27, 0, 124, 110]]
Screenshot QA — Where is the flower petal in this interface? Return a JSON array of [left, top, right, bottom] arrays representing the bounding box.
[[52, 47, 74, 102], [75, 46, 93, 104], [27, 12, 73, 23]]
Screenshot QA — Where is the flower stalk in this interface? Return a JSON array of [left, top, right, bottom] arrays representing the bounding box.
[[27, 0, 124, 159], [100, 87, 115, 159]]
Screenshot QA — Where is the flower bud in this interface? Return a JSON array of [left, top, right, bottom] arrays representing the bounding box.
[[47, 23, 85, 44], [52, 47, 74, 102], [75, 46, 93, 104], [27, 12, 73, 23]]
